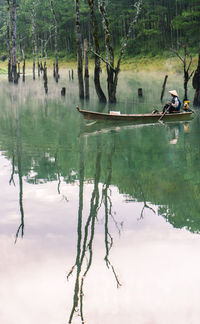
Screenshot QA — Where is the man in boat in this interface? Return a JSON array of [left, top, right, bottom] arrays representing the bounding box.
[[162, 90, 181, 113]]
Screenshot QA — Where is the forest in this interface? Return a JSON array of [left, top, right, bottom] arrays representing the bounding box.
[[0, 0, 200, 59]]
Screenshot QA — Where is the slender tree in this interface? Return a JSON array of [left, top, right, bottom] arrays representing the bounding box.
[[75, 0, 84, 99], [31, 1, 36, 80], [49, 0, 59, 82], [171, 45, 194, 101], [88, 0, 107, 103], [12, 0, 18, 83], [84, 39, 89, 100], [22, 49, 25, 82], [7, 0, 12, 82], [98, 0, 142, 103]]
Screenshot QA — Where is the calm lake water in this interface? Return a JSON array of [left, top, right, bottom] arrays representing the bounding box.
[[0, 70, 200, 324]]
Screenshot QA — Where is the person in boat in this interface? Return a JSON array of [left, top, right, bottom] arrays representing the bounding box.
[[162, 90, 181, 113]]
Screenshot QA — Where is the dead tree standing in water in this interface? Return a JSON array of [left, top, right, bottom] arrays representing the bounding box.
[[84, 39, 90, 100], [88, 0, 107, 102], [171, 46, 194, 101], [44, 65, 48, 94], [98, 0, 142, 103], [75, 0, 84, 99], [49, 0, 59, 82], [22, 49, 25, 82], [12, 0, 18, 83], [43, 38, 49, 94], [192, 49, 200, 106], [7, 0, 12, 82], [31, 1, 36, 80]]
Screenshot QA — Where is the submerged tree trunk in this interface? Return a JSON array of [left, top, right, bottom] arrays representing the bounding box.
[[31, 1, 36, 80], [88, 0, 107, 102], [98, 0, 116, 103], [192, 49, 200, 106], [44, 64, 48, 94], [7, 0, 12, 82], [12, 0, 18, 83], [22, 49, 25, 82], [36, 41, 40, 78], [98, 0, 142, 103], [171, 46, 194, 101], [84, 39, 90, 100], [75, 0, 84, 99], [50, 0, 59, 82]]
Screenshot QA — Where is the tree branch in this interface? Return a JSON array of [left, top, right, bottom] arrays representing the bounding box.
[[116, 0, 142, 73], [170, 48, 184, 63], [89, 48, 116, 71]]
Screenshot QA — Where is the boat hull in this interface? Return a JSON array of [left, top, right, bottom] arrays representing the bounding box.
[[77, 107, 193, 123]]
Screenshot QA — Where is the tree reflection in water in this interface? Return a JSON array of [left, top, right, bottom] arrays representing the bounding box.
[[8, 95, 25, 243], [67, 134, 122, 324]]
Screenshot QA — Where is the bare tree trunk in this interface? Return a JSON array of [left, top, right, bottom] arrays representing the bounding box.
[[49, 0, 59, 82], [35, 37, 40, 78], [160, 75, 168, 102], [193, 49, 200, 106], [7, 0, 12, 82], [40, 38, 44, 71], [98, 0, 142, 103], [75, 0, 84, 99], [84, 39, 89, 100], [113, 0, 142, 99], [171, 46, 194, 101], [88, 0, 107, 102], [98, 0, 116, 103], [17, 60, 20, 78], [31, 1, 36, 80], [12, 0, 18, 83], [22, 49, 25, 82], [44, 64, 48, 94], [182, 46, 194, 101]]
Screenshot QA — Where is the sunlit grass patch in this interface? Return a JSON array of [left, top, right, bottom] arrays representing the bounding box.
[[0, 67, 7, 74], [120, 54, 199, 73]]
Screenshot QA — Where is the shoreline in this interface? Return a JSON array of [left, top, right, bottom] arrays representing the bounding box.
[[0, 54, 198, 75]]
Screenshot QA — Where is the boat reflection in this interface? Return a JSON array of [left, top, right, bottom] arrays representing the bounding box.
[[168, 124, 181, 145]]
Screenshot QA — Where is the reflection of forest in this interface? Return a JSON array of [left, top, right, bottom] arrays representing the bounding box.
[[0, 101, 200, 234]]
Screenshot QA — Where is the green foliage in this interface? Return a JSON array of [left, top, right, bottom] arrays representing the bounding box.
[[0, 0, 199, 59]]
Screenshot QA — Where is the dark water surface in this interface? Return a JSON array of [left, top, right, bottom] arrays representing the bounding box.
[[0, 71, 200, 324]]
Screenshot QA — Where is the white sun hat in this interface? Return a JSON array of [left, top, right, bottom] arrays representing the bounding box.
[[169, 90, 179, 97]]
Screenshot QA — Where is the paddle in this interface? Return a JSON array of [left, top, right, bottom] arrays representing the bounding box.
[[158, 105, 170, 122]]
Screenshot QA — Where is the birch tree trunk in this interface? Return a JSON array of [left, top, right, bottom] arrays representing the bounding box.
[[31, 1, 36, 80], [98, 0, 142, 103], [49, 0, 59, 82], [7, 0, 12, 82], [12, 0, 18, 83], [113, 0, 142, 101], [75, 0, 84, 99], [84, 39, 89, 100], [22, 49, 25, 82], [98, 0, 116, 103], [36, 40, 40, 78], [88, 0, 106, 102]]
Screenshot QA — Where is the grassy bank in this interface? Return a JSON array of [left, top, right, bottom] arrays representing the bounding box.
[[0, 54, 198, 75], [121, 54, 198, 73], [0, 67, 7, 74]]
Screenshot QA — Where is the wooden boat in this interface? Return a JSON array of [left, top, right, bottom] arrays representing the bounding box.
[[76, 106, 193, 123]]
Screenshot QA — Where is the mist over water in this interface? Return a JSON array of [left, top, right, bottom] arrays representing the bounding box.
[[0, 71, 200, 324]]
